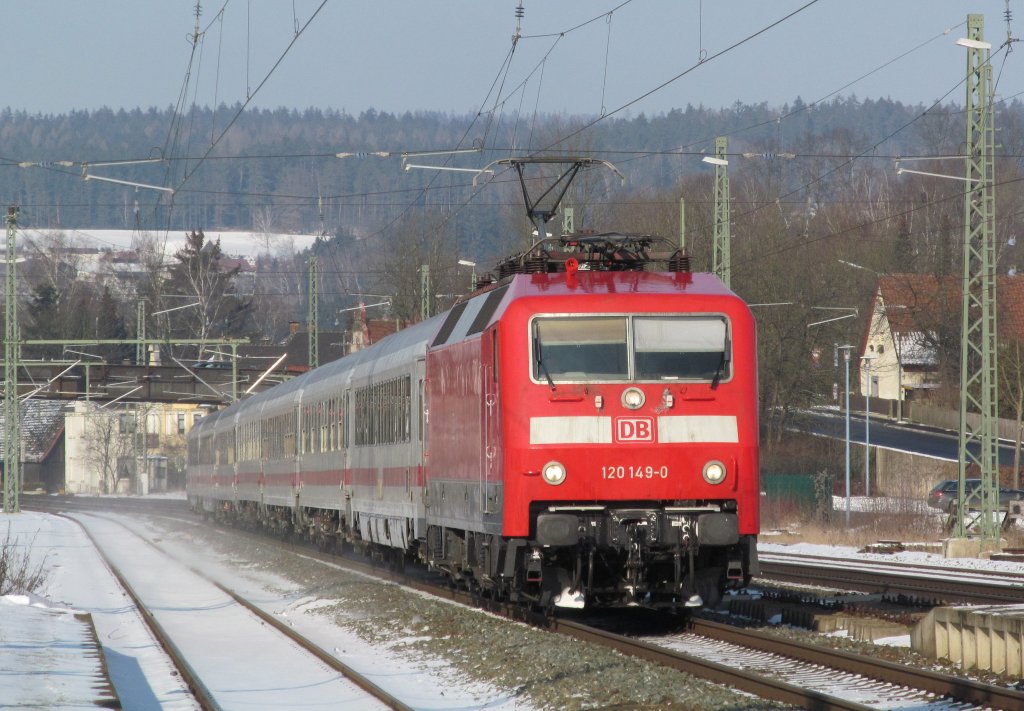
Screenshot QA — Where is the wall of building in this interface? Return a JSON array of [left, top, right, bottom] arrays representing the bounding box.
[[64, 402, 205, 494]]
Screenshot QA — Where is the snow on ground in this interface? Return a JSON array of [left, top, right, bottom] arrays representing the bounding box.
[[0, 509, 529, 710], [24, 227, 319, 259], [5, 494, 1023, 707], [0, 594, 120, 708], [0, 512, 197, 709], [760, 494, 1024, 575]]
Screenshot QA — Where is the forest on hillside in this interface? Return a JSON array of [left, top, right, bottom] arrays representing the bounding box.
[[6, 96, 1024, 448]]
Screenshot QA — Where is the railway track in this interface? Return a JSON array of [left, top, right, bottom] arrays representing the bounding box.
[[561, 616, 1022, 710], [64, 510, 410, 711], [263, 535, 1024, 709], [192, 521, 1024, 709], [758, 550, 1024, 605], [33, 498, 1024, 709]]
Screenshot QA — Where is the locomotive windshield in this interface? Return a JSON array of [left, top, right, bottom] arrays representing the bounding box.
[[533, 315, 729, 382]]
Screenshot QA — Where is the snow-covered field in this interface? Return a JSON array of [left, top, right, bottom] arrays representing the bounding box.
[[22, 228, 319, 259]]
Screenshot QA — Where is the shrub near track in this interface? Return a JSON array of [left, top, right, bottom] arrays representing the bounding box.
[[0, 523, 50, 595]]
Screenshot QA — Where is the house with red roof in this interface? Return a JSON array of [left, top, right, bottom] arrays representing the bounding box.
[[860, 274, 1024, 405]]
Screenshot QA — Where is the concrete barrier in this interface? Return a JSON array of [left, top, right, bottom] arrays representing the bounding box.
[[912, 605, 1024, 676]]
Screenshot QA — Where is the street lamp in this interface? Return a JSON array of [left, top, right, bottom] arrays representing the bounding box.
[[458, 259, 477, 291], [807, 313, 859, 523], [835, 344, 855, 524], [862, 355, 876, 497]]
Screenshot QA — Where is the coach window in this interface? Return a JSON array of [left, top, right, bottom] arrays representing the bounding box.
[[633, 316, 729, 381], [341, 392, 350, 449], [285, 413, 296, 458], [533, 317, 628, 381]]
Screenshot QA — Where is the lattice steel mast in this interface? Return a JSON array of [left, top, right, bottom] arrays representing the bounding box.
[[956, 14, 1000, 542], [711, 136, 731, 288], [308, 255, 319, 369], [3, 207, 19, 513]]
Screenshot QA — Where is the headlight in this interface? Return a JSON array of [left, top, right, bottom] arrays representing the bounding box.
[[702, 460, 727, 485], [621, 387, 645, 410], [542, 461, 567, 486]]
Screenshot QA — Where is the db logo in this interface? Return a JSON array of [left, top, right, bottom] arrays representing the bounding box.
[[615, 417, 655, 442]]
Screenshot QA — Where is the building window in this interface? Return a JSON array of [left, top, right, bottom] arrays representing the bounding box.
[[119, 413, 135, 433], [177, 412, 186, 435]]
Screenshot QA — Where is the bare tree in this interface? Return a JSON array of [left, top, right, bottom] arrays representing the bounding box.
[[377, 212, 460, 322], [162, 230, 254, 355], [82, 407, 134, 494]]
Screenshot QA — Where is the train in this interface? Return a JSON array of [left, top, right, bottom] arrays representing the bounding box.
[[186, 228, 760, 612], [188, 152, 758, 611]]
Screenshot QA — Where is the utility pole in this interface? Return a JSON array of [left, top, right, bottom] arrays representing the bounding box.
[[835, 344, 854, 525], [711, 137, 731, 288], [862, 355, 875, 497], [420, 264, 430, 321], [956, 14, 1000, 544], [308, 255, 319, 370], [678, 196, 686, 251], [136, 300, 146, 365], [3, 207, 19, 513]]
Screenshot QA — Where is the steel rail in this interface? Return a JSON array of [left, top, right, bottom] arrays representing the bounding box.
[[59, 513, 219, 711], [42, 500, 1024, 710], [758, 555, 1024, 605], [212, 582, 413, 711], [762, 550, 1024, 583], [690, 617, 1024, 710], [551, 617, 877, 711], [193, 522, 1018, 710], [67, 511, 413, 711]]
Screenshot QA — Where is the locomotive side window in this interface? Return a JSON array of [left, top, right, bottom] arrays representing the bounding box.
[[634, 316, 729, 381], [534, 317, 628, 381]]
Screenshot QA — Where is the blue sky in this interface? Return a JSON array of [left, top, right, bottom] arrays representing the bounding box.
[[8, 1, 1023, 116]]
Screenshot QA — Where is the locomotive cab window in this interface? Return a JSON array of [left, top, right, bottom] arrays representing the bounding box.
[[534, 317, 628, 381], [634, 316, 729, 381], [532, 314, 730, 383]]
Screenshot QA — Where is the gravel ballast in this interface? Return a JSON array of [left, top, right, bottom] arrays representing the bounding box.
[[160, 517, 787, 710]]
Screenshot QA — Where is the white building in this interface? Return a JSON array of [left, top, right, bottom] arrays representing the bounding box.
[[64, 401, 207, 494]]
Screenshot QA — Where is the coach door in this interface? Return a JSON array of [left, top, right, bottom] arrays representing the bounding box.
[[481, 327, 501, 517], [418, 363, 428, 463]]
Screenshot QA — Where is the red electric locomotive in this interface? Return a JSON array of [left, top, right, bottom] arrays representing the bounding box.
[[422, 237, 759, 610], [187, 159, 760, 611]]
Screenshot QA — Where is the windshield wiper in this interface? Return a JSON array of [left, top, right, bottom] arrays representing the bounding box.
[[534, 340, 556, 391], [710, 352, 727, 390]]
